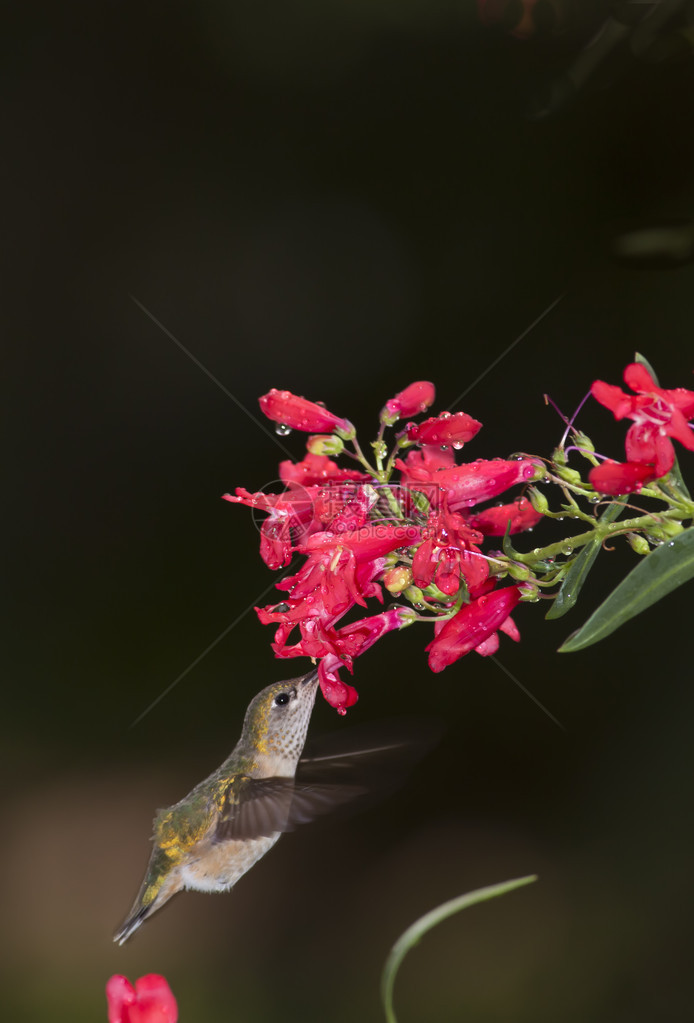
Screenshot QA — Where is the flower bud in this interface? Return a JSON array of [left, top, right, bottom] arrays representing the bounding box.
[[556, 465, 583, 486], [259, 389, 355, 438], [404, 585, 426, 607], [646, 519, 684, 542], [407, 411, 482, 448], [572, 430, 595, 454], [627, 533, 651, 556], [506, 562, 531, 581], [527, 487, 549, 515], [306, 434, 344, 456], [383, 566, 413, 594], [381, 381, 436, 424]]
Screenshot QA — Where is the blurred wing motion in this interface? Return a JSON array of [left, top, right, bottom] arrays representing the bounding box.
[[214, 717, 441, 843], [213, 776, 365, 841]]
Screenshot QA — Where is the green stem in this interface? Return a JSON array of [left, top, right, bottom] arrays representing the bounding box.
[[383, 435, 411, 480], [516, 509, 690, 566], [351, 436, 378, 476]]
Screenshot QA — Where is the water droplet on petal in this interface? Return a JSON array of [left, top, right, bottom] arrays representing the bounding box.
[[275, 423, 293, 436], [440, 444, 449, 451]]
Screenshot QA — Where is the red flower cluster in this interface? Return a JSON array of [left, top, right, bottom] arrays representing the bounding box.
[[589, 363, 694, 494], [106, 975, 177, 1023], [225, 385, 542, 711]]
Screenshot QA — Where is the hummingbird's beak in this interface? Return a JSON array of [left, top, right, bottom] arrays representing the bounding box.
[[298, 668, 319, 686]]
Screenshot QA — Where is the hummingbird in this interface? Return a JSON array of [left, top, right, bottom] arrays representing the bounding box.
[[115, 669, 330, 943], [115, 668, 435, 944]]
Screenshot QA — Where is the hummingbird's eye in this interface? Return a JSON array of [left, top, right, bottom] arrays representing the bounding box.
[[273, 688, 295, 708]]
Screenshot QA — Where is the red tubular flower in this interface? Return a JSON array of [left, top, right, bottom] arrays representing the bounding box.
[[467, 496, 543, 536], [406, 411, 482, 448], [426, 585, 522, 672], [588, 459, 655, 496], [397, 454, 539, 511], [591, 363, 694, 478], [432, 459, 539, 511], [106, 974, 178, 1023], [382, 381, 436, 421], [259, 388, 354, 437]]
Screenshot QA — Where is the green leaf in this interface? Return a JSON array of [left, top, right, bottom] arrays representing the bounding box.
[[634, 352, 691, 499], [546, 499, 626, 621], [559, 527, 694, 652], [380, 875, 537, 1023]]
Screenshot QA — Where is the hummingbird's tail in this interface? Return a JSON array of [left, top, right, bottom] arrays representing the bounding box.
[[114, 882, 176, 945], [113, 903, 153, 945]]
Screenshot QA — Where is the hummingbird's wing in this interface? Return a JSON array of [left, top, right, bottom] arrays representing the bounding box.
[[214, 719, 441, 843], [213, 775, 364, 842]]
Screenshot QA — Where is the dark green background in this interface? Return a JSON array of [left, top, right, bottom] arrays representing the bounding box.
[[4, 2, 694, 1020]]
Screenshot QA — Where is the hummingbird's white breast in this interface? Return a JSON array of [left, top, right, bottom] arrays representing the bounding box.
[[178, 834, 281, 893]]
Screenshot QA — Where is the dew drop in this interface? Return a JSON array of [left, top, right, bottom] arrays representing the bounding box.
[[412, 602, 425, 610], [562, 544, 574, 555], [452, 441, 464, 450], [275, 423, 293, 436], [440, 444, 449, 451]]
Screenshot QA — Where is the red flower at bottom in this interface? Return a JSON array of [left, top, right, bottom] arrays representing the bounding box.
[[106, 975, 178, 1023]]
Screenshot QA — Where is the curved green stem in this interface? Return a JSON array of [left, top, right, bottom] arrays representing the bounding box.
[[381, 876, 538, 1023]]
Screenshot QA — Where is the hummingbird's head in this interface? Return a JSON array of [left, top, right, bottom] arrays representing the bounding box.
[[242, 669, 320, 772]]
